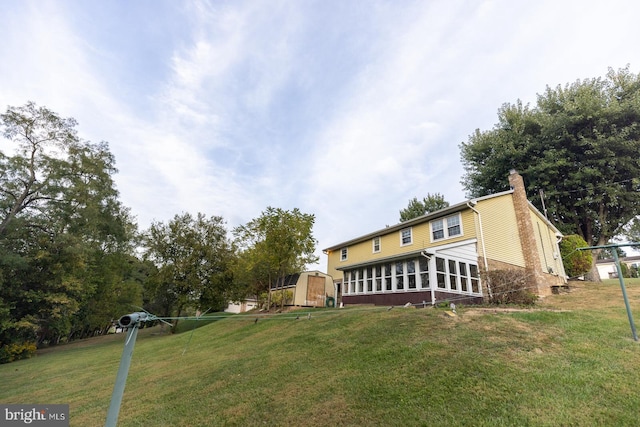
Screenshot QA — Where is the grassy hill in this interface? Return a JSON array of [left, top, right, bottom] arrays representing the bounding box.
[[2, 279, 640, 426]]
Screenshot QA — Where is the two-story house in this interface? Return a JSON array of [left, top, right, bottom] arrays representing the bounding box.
[[323, 170, 567, 306]]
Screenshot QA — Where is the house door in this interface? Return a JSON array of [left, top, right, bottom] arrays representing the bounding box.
[[307, 275, 325, 307]]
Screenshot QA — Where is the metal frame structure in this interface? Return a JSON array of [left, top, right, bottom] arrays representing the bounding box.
[[578, 243, 640, 342]]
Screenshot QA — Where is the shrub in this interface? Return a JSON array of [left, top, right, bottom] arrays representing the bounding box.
[[268, 290, 293, 309], [620, 262, 630, 278], [560, 234, 593, 278], [482, 269, 538, 305], [0, 342, 37, 364]]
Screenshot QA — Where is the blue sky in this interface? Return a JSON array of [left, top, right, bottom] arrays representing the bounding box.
[[1, 0, 639, 269]]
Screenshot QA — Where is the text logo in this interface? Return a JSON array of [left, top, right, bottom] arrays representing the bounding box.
[[1, 405, 68, 426]]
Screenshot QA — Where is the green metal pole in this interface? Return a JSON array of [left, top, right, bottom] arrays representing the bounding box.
[[105, 325, 140, 427], [612, 250, 638, 342]]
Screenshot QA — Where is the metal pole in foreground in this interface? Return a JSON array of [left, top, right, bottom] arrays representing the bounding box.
[[611, 250, 638, 342], [105, 314, 144, 427], [578, 244, 640, 342]]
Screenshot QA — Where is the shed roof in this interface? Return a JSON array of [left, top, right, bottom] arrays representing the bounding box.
[[270, 273, 300, 290]]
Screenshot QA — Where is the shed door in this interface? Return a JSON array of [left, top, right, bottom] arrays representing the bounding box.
[[307, 275, 325, 307]]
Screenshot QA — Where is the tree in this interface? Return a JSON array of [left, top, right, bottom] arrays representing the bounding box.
[[0, 102, 137, 356], [460, 67, 640, 281], [142, 212, 234, 328], [622, 217, 640, 242], [399, 193, 449, 222], [0, 102, 80, 235], [233, 207, 318, 309], [559, 235, 593, 278]]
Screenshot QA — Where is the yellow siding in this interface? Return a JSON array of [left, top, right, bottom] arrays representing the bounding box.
[[475, 194, 526, 267], [326, 209, 477, 279], [530, 211, 564, 276], [326, 250, 342, 279]]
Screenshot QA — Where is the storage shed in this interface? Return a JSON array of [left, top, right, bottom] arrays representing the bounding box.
[[270, 270, 335, 307]]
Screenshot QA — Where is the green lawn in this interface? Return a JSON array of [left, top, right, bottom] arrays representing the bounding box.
[[2, 280, 640, 426]]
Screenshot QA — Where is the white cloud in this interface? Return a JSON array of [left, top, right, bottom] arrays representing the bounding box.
[[2, 0, 640, 271]]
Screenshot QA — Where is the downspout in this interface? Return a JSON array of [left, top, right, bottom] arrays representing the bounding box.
[[555, 233, 567, 281], [467, 201, 492, 299], [420, 251, 436, 306]]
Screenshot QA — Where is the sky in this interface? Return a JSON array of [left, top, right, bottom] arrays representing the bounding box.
[[1, 0, 639, 270]]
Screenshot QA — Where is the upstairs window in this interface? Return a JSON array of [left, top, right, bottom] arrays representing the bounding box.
[[432, 219, 444, 240], [431, 213, 462, 241], [447, 215, 461, 237], [340, 248, 348, 261], [372, 236, 381, 253], [400, 228, 413, 246]]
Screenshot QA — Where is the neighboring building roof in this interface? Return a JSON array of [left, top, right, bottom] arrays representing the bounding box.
[[597, 255, 640, 264], [323, 188, 560, 252]]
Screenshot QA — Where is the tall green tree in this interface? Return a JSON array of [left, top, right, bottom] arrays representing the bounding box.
[[142, 212, 234, 328], [0, 102, 136, 357], [233, 207, 318, 308], [399, 193, 450, 222], [623, 217, 640, 243], [460, 67, 640, 280]]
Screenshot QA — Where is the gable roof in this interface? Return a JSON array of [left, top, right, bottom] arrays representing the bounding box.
[[323, 189, 561, 252]]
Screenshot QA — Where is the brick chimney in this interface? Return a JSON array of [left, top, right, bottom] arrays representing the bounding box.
[[508, 170, 548, 295]]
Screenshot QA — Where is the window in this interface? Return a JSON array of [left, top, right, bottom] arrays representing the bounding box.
[[384, 263, 392, 291], [448, 260, 458, 291], [447, 215, 461, 237], [470, 264, 480, 293], [343, 272, 349, 295], [400, 228, 413, 246], [342, 257, 479, 297], [419, 257, 430, 289], [431, 213, 462, 241], [375, 265, 382, 291], [344, 270, 356, 294], [340, 248, 348, 261], [432, 219, 444, 240], [349, 271, 356, 294], [459, 262, 468, 292], [396, 262, 404, 290], [372, 237, 381, 253], [436, 257, 447, 289], [407, 259, 416, 289]]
